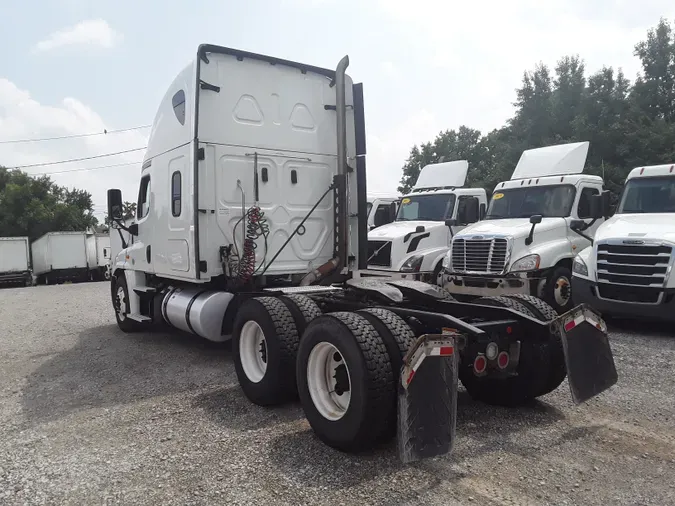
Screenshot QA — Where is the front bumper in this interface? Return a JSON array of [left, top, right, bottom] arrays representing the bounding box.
[[572, 276, 675, 323], [441, 271, 545, 297]]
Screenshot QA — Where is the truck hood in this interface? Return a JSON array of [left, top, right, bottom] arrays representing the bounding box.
[[454, 218, 567, 240], [595, 214, 675, 244], [368, 221, 446, 240]]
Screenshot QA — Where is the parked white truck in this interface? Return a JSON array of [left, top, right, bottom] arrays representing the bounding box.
[[0, 237, 32, 286], [363, 161, 487, 284], [32, 231, 89, 285], [441, 141, 604, 314], [105, 44, 617, 462], [366, 193, 399, 230], [86, 233, 112, 281], [572, 163, 675, 322]]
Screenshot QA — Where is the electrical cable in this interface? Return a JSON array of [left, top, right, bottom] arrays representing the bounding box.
[[0, 125, 151, 144], [32, 161, 142, 176], [9, 147, 147, 169]]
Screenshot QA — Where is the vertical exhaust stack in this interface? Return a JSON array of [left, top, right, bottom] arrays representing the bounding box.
[[300, 55, 350, 286], [335, 55, 350, 274]]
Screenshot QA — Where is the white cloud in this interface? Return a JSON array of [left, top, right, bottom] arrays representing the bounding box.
[[0, 78, 147, 223], [33, 19, 123, 53], [366, 109, 444, 196]]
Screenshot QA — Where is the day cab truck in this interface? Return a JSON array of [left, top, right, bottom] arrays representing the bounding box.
[[0, 236, 32, 287], [572, 164, 675, 322], [86, 233, 112, 281], [106, 44, 617, 462], [441, 141, 605, 314], [363, 161, 487, 284]]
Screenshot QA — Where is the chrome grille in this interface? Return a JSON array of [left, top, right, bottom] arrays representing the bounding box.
[[596, 242, 673, 304], [367, 240, 392, 267], [451, 238, 509, 273]]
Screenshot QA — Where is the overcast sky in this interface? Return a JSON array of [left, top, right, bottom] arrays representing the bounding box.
[[1, 0, 673, 223]]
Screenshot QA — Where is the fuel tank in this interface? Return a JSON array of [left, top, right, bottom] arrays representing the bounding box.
[[161, 286, 234, 342]]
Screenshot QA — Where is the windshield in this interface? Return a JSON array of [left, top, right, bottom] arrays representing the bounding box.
[[486, 185, 575, 219], [396, 194, 456, 222], [617, 176, 675, 214]]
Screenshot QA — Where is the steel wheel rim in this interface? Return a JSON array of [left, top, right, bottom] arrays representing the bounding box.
[[554, 275, 571, 307], [307, 342, 351, 421], [116, 285, 126, 321], [240, 320, 268, 383]]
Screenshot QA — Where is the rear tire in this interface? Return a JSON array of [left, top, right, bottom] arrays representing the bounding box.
[[501, 294, 566, 396], [232, 297, 300, 406], [459, 296, 552, 406], [296, 312, 395, 452], [111, 274, 143, 333], [279, 294, 322, 337]]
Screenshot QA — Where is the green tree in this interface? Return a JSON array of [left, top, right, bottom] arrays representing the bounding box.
[[0, 167, 98, 240]]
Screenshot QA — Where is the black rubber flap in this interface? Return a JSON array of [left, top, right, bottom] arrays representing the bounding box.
[[397, 334, 458, 463], [554, 305, 618, 404]]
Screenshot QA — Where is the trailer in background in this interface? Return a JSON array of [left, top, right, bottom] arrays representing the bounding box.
[[0, 237, 32, 287], [86, 233, 111, 281], [31, 232, 89, 285]]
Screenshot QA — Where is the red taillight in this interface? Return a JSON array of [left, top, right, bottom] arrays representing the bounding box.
[[497, 351, 510, 369], [474, 355, 487, 374], [506, 326, 513, 334]]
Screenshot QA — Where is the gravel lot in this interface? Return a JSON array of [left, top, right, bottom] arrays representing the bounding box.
[[1, 282, 674, 505]]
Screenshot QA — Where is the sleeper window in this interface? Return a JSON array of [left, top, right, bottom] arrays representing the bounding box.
[[172, 171, 182, 217], [172, 90, 186, 125]]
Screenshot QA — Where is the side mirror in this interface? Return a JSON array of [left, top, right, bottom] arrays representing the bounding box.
[[458, 197, 480, 224], [389, 202, 398, 221], [570, 219, 585, 231], [590, 190, 611, 219], [529, 214, 543, 224], [445, 219, 457, 228], [107, 189, 123, 221]]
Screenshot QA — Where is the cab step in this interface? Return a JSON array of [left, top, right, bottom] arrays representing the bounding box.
[[127, 313, 152, 323]]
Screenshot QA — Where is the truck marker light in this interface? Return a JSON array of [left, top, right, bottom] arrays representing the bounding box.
[[640, 167, 645, 174], [506, 326, 513, 334], [474, 355, 487, 374], [497, 351, 509, 369], [670, 165, 674, 173]]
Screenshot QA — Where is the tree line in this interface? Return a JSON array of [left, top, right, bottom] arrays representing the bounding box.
[[398, 18, 675, 204], [0, 166, 136, 241]]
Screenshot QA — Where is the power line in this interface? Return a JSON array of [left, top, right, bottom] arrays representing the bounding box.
[[0, 125, 151, 144], [32, 161, 143, 176], [10, 147, 147, 169]]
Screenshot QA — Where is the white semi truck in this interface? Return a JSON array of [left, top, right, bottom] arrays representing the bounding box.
[[0, 237, 32, 287], [32, 231, 90, 284], [363, 161, 487, 284], [106, 44, 617, 462], [86, 233, 112, 281], [572, 163, 675, 322], [441, 141, 605, 314]]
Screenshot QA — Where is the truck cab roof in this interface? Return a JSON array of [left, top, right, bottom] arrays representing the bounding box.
[[495, 173, 602, 191], [626, 164, 675, 180]]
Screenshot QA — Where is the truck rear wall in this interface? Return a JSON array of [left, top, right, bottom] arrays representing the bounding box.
[[0, 237, 30, 273], [31, 232, 88, 275]]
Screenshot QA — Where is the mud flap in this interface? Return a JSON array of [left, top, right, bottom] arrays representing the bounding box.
[[550, 304, 618, 404], [397, 332, 458, 463]]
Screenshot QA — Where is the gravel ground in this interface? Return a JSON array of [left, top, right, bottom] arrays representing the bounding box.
[[0, 282, 674, 505]]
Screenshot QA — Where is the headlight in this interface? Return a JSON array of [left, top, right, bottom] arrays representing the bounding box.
[[442, 252, 451, 270], [572, 256, 588, 277], [401, 255, 424, 272], [510, 254, 540, 272]]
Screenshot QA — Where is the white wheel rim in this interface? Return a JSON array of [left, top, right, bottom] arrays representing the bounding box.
[[240, 321, 268, 383], [307, 342, 351, 421], [116, 285, 126, 321]]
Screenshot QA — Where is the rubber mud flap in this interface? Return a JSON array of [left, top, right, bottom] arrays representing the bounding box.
[[551, 304, 618, 404], [397, 334, 458, 464]]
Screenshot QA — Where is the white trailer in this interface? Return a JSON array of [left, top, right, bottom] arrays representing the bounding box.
[[0, 237, 32, 286], [86, 234, 112, 281], [572, 163, 675, 322], [104, 45, 617, 462], [31, 231, 89, 284]]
